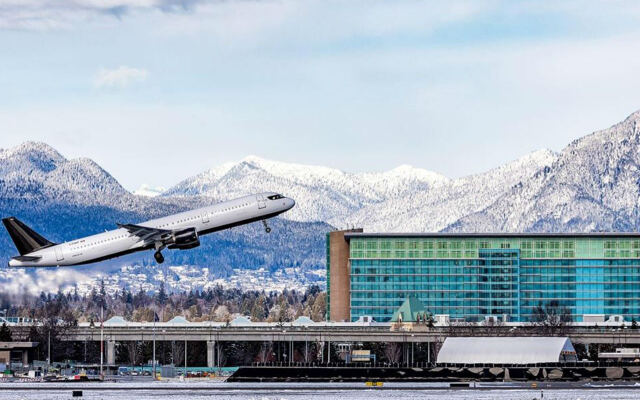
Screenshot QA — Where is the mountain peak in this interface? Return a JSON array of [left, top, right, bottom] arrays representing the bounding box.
[[1, 141, 65, 163], [241, 155, 269, 164], [386, 164, 449, 183]]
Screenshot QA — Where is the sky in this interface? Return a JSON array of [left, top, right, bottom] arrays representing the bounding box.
[[2, 1, 640, 191]]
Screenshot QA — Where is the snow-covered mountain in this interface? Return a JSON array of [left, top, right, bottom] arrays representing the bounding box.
[[0, 142, 329, 294], [164, 155, 450, 225], [4, 109, 640, 293], [0, 141, 131, 207], [164, 149, 558, 232], [446, 110, 640, 233]]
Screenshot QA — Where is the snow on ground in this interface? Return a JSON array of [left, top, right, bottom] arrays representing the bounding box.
[[1, 382, 640, 400]]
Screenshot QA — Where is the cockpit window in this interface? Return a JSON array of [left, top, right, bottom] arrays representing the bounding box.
[[267, 194, 284, 200]]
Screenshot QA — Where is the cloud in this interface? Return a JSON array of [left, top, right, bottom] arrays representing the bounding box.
[[94, 66, 148, 88], [0, 0, 204, 30], [133, 183, 166, 197]]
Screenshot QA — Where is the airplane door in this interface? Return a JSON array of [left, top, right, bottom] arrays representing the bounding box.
[[202, 213, 210, 224], [257, 194, 266, 209], [55, 246, 64, 262]]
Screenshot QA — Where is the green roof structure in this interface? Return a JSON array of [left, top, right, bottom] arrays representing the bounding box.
[[390, 296, 429, 323]]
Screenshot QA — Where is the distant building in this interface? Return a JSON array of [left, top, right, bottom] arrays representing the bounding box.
[[436, 337, 577, 364], [389, 296, 433, 331], [0, 342, 38, 367], [598, 348, 640, 362], [326, 230, 640, 322]]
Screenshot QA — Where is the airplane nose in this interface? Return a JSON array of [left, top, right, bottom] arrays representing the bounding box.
[[287, 198, 295, 209]]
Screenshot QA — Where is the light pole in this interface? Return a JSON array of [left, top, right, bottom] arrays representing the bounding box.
[[100, 306, 104, 379], [152, 315, 156, 380]]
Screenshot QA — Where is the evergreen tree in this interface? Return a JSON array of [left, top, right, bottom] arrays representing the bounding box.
[[157, 282, 168, 306], [0, 323, 12, 342]]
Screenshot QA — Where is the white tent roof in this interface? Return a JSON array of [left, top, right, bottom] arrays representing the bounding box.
[[436, 337, 575, 364], [230, 316, 252, 325], [104, 316, 126, 325], [292, 316, 314, 325], [166, 316, 189, 324]]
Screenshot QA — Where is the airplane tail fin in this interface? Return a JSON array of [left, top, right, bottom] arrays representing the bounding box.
[[2, 217, 55, 256]]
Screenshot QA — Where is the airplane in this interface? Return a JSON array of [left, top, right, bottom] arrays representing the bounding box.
[[3, 192, 295, 268]]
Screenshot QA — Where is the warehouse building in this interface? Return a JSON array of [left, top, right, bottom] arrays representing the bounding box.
[[436, 337, 577, 364], [326, 230, 640, 322]]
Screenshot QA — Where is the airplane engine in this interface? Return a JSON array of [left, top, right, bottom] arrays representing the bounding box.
[[167, 227, 200, 250]]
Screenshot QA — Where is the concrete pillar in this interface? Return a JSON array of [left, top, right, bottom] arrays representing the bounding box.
[[107, 340, 115, 365], [22, 350, 28, 366], [207, 341, 216, 368]]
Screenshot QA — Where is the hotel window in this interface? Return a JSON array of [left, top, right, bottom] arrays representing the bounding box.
[[437, 250, 449, 258], [422, 250, 434, 258]]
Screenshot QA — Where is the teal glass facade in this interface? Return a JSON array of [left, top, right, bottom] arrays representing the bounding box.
[[342, 234, 640, 322]]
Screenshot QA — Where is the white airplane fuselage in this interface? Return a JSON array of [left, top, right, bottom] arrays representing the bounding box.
[[6, 192, 295, 267]]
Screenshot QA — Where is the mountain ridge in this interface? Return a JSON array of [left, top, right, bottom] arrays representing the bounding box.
[[445, 110, 640, 233], [3, 109, 640, 293]]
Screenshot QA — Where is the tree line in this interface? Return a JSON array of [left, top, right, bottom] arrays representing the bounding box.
[[0, 282, 326, 365]]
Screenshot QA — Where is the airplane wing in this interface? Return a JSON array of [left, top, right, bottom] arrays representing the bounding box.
[[117, 223, 173, 245]]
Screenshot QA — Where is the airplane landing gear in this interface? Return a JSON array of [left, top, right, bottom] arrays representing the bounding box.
[[262, 220, 271, 233], [154, 251, 164, 264]]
